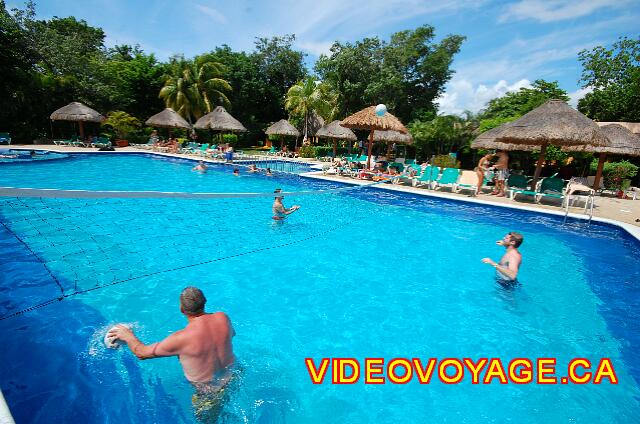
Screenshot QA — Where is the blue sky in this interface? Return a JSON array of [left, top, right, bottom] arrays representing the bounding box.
[[17, 0, 640, 115]]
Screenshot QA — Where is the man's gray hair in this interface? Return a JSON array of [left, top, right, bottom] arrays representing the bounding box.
[[180, 287, 206, 315]]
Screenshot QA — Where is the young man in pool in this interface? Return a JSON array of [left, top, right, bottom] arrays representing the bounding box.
[[482, 232, 523, 282], [272, 188, 299, 220], [107, 286, 236, 416]]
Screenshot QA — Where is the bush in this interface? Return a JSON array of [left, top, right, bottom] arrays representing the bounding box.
[[432, 154, 460, 168], [299, 145, 315, 158], [591, 159, 639, 190], [222, 133, 238, 145]]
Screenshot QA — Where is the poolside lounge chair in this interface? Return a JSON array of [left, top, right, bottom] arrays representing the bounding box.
[[433, 168, 460, 191], [511, 176, 564, 204], [0, 133, 11, 145], [506, 175, 529, 199], [413, 166, 440, 188], [586, 176, 605, 192], [53, 136, 79, 146], [91, 137, 111, 148], [195, 143, 209, 156], [267, 146, 278, 155], [454, 170, 480, 194]]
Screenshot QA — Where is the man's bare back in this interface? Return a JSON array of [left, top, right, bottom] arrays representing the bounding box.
[[108, 288, 235, 384]]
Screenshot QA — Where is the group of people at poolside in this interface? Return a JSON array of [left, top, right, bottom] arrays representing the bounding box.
[[475, 150, 510, 197]]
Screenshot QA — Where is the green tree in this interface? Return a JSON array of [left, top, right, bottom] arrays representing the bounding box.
[[315, 25, 465, 123], [577, 37, 640, 121], [409, 113, 476, 158], [480, 80, 569, 121], [159, 56, 231, 122], [102, 110, 141, 139], [285, 77, 338, 139]]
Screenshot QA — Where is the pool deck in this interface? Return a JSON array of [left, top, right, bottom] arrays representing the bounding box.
[[7, 145, 640, 238]]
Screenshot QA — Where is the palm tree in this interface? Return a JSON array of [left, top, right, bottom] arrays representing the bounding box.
[[159, 56, 232, 123], [285, 77, 338, 140]]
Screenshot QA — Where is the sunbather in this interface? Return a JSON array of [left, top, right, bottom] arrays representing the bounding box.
[[475, 153, 492, 196]]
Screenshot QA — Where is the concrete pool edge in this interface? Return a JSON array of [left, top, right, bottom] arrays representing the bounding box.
[[301, 172, 640, 243], [0, 389, 15, 424]]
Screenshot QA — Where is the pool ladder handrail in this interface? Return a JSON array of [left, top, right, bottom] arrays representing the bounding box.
[[563, 191, 595, 225]]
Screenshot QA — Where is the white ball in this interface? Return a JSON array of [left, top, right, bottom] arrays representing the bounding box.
[[375, 104, 387, 116], [104, 324, 130, 349]]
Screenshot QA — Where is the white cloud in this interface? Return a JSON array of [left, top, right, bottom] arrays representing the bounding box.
[[296, 40, 334, 57], [194, 3, 227, 24], [568, 86, 593, 107], [436, 78, 531, 115], [500, 0, 629, 23]]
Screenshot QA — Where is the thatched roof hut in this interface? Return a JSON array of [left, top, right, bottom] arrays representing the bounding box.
[[317, 120, 357, 157], [471, 123, 538, 151], [597, 121, 640, 135], [373, 129, 414, 144], [50, 102, 105, 122], [193, 106, 247, 132], [340, 106, 408, 133], [145, 108, 191, 129], [494, 99, 609, 146], [50, 102, 105, 139], [341, 105, 408, 168], [316, 120, 357, 141], [490, 99, 611, 185], [563, 124, 640, 189], [265, 119, 300, 137]]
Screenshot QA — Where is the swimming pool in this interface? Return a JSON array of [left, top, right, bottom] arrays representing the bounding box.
[[1, 153, 639, 423]]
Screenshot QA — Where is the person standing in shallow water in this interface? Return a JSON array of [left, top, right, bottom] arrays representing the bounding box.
[[482, 232, 523, 283], [107, 287, 236, 420], [272, 188, 299, 220]]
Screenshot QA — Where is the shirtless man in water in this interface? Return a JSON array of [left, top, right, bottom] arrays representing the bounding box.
[[482, 232, 523, 282], [108, 287, 235, 387], [272, 188, 299, 220]]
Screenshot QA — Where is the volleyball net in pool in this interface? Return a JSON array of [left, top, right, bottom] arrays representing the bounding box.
[[0, 181, 391, 320]]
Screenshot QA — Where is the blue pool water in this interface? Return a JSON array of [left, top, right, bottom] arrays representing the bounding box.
[[0, 149, 68, 163], [1, 153, 639, 423]]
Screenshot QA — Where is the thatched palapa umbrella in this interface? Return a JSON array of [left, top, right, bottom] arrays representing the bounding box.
[[489, 99, 610, 187], [265, 119, 300, 149], [50, 102, 105, 139], [341, 105, 408, 169], [146, 108, 191, 137], [194, 106, 247, 133], [563, 124, 640, 189], [316, 120, 357, 157], [471, 123, 538, 152]]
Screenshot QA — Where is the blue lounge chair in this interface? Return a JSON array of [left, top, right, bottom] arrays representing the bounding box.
[[413, 166, 440, 188], [433, 168, 460, 191], [0, 133, 11, 145], [507, 175, 531, 200]]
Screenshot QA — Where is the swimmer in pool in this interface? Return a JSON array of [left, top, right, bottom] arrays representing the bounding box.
[[265, 167, 273, 177], [108, 287, 236, 419], [233, 168, 240, 176], [481, 231, 523, 282], [192, 161, 207, 172], [272, 188, 299, 220]]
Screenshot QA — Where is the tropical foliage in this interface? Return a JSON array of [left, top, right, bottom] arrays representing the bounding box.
[[578, 37, 640, 122], [284, 77, 338, 139], [315, 25, 465, 123], [159, 56, 231, 123], [102, 111, 140, 139]]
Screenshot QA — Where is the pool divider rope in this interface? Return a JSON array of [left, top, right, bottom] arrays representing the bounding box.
[[0, 176, 400, 321]]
